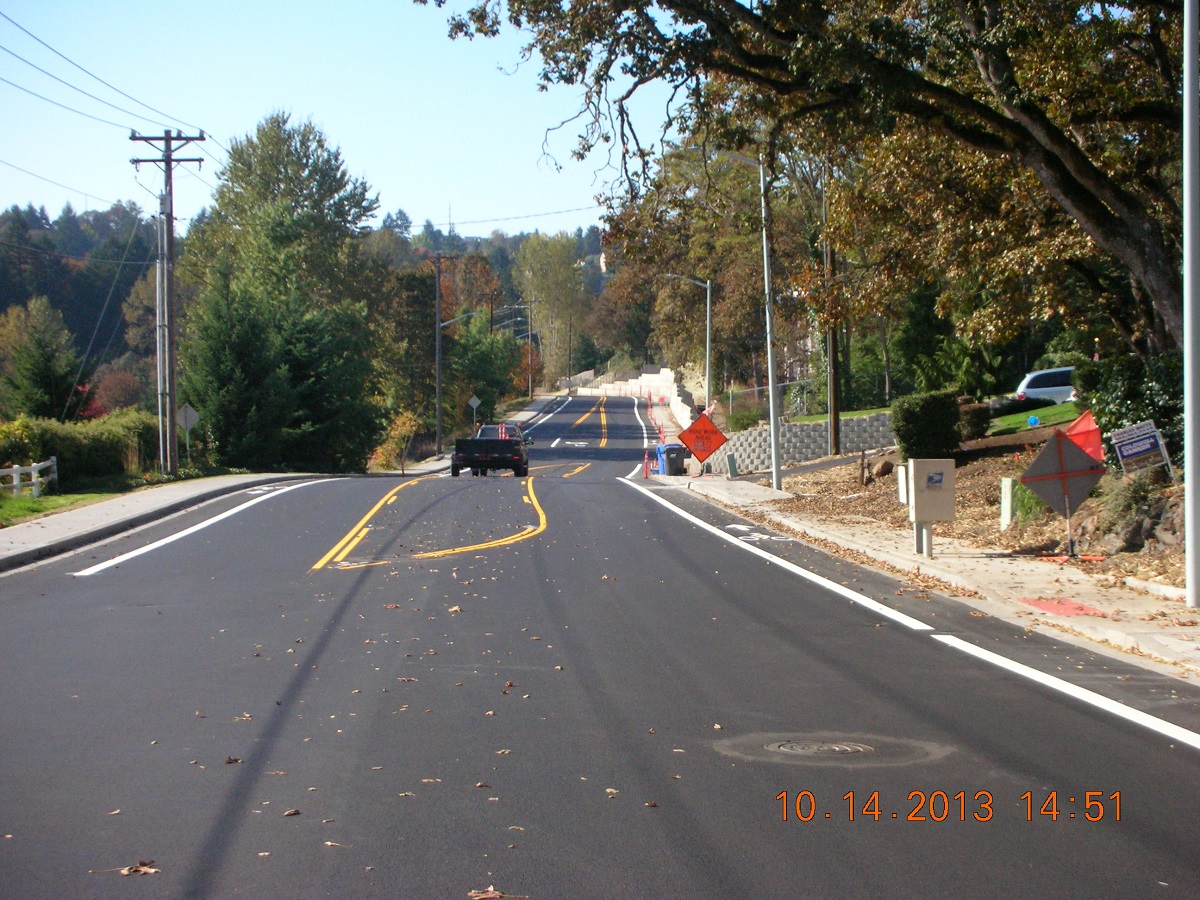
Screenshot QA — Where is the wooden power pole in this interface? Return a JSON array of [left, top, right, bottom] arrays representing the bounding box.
[[130, 130, 204, 476]]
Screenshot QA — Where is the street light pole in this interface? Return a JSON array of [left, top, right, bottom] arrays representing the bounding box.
[[756, 155, 783, 492], [672, 146, 782, 490], [434, 254, 444, 456], [658, 273, 713, 410]]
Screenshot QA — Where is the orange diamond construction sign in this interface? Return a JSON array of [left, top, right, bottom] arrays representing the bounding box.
[[678, 413, 728, 463]]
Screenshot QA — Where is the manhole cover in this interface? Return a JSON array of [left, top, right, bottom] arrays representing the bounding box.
[[766, 740, 875, 756], [713, 733, 952, 767]]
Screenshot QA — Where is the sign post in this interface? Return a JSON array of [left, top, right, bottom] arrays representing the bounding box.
[[468, 394, 482, 429], [176, 403, 200, 467]]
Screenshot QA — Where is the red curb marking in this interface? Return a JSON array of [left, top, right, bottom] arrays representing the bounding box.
[[1016, 597, 1108, 617]]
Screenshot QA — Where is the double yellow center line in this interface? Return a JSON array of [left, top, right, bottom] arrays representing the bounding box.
[[571, 396, 608, 447], [310, 475, 546, 572]]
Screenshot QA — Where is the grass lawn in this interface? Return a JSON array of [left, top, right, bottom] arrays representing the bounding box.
[[0, 491, 111, 528], [988, 401, 1082, 436], [789, 407, 890, 425]]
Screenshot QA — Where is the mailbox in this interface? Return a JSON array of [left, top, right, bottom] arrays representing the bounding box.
[[907, 459, 956, 523], [907, 459, 955, 559]]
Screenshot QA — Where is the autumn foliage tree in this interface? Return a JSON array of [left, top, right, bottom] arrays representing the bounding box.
[[437, 1, 1185, 351]]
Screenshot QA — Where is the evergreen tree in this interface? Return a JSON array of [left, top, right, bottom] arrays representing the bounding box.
[[1, 296, 87, 420]]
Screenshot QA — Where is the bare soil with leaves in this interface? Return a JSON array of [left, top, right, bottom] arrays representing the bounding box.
[[768, 447, 1185, 590]]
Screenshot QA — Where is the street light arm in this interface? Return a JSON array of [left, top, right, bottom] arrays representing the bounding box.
[[440, 308, 485, 328], [656, 272, 708, 290]]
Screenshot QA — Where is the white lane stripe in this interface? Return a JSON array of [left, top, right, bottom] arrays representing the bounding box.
[[934, 635, 1200, 751], [552, 438, 562, 448], [72, 480, 329, 576], [525, 397, 571, 431], [620, 478, 933, 631], [630, 396, 651, 448]]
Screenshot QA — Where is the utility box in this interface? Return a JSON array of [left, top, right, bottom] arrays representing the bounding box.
[[907, 459, 956, 559], [907, 459, 957, 522]]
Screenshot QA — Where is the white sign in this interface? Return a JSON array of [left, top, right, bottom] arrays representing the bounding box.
[[176, 403, 200, 431]]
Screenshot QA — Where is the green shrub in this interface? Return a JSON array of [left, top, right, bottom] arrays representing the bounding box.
[[1075, 352, 1183, 464], [891, 390, 960, 459], [0, 416, 41, 466], [0, 410, 157, 486], [958, 403, 991, 441], [1012, 481, 1048, 525], [992, 396, 1055, 418], [727, 404, 768, 433]]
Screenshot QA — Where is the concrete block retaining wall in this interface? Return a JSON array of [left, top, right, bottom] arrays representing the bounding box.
[[709, 414, 896, 475]]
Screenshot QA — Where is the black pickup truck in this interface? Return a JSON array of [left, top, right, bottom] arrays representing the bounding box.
[[450, 423, 532, 477]]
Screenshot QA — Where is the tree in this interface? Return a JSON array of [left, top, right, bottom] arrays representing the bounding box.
[[382, 208, 413, 238], [439, 2, 1185, 348], [190, 111, 379, 303], [514, 233, 589, 386], [180, 269, 294, 470], [1, 296, 87, 420], [182, 113, 383, 471]]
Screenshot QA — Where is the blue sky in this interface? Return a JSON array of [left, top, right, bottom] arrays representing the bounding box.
[[0, 1, 640, 237]]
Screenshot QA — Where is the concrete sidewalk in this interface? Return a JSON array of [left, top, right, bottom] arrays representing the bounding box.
[[679, 473, 1200, 680]]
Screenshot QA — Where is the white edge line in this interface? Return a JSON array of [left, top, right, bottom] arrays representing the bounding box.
[[620, 477, 1200, 751], [934, 635, 1200, 751], [72, 479, 330, 577], [551, 437, 562, 448], [619, 478, 933, 631]]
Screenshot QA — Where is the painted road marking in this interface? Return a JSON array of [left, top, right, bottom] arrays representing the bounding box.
[[934, 635, 1200, 752], [74, 480, 331, 577], [563, 463, 591, 478], [315, 476, 547, 570], [624, 477, 1200, 754], [310, 476, 434, 572]]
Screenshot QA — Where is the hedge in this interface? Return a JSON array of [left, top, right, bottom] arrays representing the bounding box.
[[0, 409, 158, 487], [958, 403, 992, 441], [891, 390, 961, 460]]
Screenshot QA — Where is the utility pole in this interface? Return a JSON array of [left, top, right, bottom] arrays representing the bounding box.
[[823, 160, 841, 457], [435, 254, 444, 456], [131, 130, 204, 476]]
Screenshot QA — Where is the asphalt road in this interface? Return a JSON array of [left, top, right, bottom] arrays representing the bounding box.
[[2, 395, 1200, 898]]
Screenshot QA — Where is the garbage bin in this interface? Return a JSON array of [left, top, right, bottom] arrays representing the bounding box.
[[661, 443, 687, 476], [655, 443, 668, 475]]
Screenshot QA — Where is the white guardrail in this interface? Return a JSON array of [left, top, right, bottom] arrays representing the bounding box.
[[2, 456, 58, 498]]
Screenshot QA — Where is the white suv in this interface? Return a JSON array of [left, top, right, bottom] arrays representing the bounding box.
[[1015, 366, 1077, 404]]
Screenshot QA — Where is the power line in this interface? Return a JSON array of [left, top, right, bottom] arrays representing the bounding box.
[[0, 10, 206, 134], [0, 237, 155, 266], [0, 74, 129, 129], [0, 157, 118, 207], [434, 205, 599, 228], [0, 42, 173, 130]]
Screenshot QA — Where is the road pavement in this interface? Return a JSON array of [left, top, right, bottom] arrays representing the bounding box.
[[1, 394, 1199, 897]]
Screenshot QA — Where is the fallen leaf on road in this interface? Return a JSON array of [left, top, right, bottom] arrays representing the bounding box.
[[107, 809, 120, 816], [283, 809, 301, 817], [225, 757, 242, 765], [467, 887, 529, 899], [90, 860, 161, 876]]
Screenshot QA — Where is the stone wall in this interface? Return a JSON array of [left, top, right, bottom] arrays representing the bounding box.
[[709, 413, 896, 474]]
